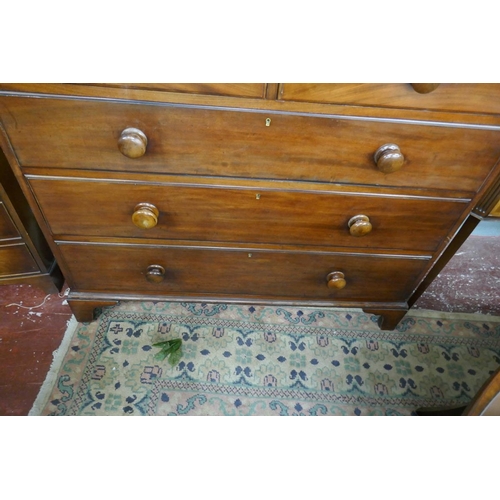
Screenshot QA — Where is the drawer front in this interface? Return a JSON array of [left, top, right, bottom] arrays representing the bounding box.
[[4, 97, 500, 192], [0, 202, 20, 241], [0, 243, 39, 277], [58, 243, 429, 303], [279, 84, 500, 115], [30, 177, 468, 252], [85, 83, 267, 98]]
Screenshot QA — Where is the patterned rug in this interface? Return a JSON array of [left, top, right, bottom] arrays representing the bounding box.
[[30, 302, 500, 416]]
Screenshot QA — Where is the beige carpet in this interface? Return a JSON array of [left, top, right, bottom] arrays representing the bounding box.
[[30, 301, 500, 416]]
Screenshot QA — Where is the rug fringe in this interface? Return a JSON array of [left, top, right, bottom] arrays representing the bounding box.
[[28, 315, 79, 416]]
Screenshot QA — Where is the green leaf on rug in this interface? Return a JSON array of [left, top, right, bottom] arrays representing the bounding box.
[[153, 339, 183, 366]]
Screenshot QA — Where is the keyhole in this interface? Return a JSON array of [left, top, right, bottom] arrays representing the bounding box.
[[265, 118, 271, 127]]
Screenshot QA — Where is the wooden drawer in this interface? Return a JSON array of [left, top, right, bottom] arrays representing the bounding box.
[[84, 83, 267, 98], [0, 202, 20, 241], [0, 243, 39, 277], [3, 97, 500, 193], [57, 242, 429, 303], [279, 84, 500, 115], [30, 176, 468, 253]]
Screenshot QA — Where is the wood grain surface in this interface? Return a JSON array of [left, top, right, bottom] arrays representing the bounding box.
[[0, 202, 20, 240], [0, 244, 39, 276], [57, 242, 429, 303], [279, 83, 500, 115], [84, 83, 267, 98], [29, 176, 468, 252], [2, 96, 500, 192]]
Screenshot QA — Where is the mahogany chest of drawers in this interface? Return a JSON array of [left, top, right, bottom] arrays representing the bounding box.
[[0, 83, 499, 329]]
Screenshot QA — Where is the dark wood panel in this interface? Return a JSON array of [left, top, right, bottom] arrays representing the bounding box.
[[279, 84, 500, 115], [30, 177, 468, 253], [0, 244, 39, 277], [83, 83, 267, 98], [0, 144, 55, 269], [57, 243, 429, 303], [2, 97, 500, 192], [0, 202, 19, 240], [0, 267, 63, 293]]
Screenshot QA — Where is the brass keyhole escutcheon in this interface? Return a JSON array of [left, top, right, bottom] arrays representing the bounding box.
[[265, 118, 271, 127]]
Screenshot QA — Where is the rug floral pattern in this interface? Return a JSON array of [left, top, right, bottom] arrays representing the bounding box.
[[37, 302, 500, 416]]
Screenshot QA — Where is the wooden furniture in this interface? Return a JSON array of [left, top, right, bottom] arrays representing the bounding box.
[[0, 83, 499, 328], [0, 146, 63, 292]]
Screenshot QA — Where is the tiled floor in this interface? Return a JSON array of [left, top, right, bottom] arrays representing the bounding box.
[[1, 234, 499, 416]]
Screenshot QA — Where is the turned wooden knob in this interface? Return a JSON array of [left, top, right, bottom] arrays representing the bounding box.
[[326, 271, 346, 290], [132, 203, 159, 229], [374, 143, 405, 174], [348, 215, 372, 237], [411, 83, 440, 94], [118, 127, 148, 158], [145, 264, 165, 283]]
